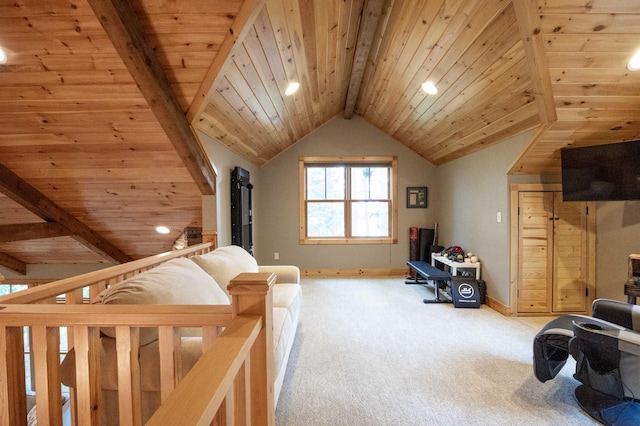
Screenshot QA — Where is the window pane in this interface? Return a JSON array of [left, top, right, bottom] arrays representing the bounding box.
[[351, 167, 369, 199], [307, 167, 345, 200], [307, 202, 345, 237], [325, 167, 345, 199], [370, 168, 389, 199], [307, 168, 326, 200], [351, 167, 389, 200], [351, 201, 389, 237]]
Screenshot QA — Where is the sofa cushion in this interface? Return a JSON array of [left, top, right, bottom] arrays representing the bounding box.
[[258, 265, 300, 284], [93, 257, 229, 345], [272, 284, 301, 309], [191, 245, 259, 297], [272, 307, 292, 375]]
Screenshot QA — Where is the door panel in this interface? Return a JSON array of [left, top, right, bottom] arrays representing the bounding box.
[[517, 192, 554, 313], [552, 193, 588, 312]]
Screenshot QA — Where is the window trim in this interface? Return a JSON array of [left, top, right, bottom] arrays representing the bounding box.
[[299, 156, 398, 245]]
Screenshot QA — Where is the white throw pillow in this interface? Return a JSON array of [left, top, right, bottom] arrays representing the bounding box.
[[94, 257, 230, 345], [191, 245, 259, 297]]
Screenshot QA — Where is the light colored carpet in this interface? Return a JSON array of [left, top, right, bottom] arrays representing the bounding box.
[[275, 277, 599, 425]]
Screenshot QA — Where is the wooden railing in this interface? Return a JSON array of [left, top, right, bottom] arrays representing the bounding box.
[[148, 272, 275, 426], [0, 243, 275, 425], [0, 243, 215, 306]]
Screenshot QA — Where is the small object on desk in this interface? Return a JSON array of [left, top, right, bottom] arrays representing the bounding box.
[[625, 254, 640, 304], [431, 253, 481, 280], [624, 284, 640, 304]]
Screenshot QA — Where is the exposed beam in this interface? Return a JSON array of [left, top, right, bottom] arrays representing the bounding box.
[[0, 252, 26, 276], [344, 0, 388, 119], [512, 0, 557, 124], [87, 0, 217, 195], [0, 223, 74, 243], [187, 0, 266, 124], [0, 163, 132, 264]]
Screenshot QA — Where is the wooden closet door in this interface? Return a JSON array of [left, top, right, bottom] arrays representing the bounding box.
[[552, 192, 589, 312], [517, 192, 554, 313]]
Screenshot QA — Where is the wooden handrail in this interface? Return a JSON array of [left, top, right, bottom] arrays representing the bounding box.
[[0, 304, 232, 327], [0, 242, 214, 305], [146, 315, 262, 425]]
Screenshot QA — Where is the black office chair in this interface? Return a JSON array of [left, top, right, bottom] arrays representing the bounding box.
[[533, 299, 640, 425]]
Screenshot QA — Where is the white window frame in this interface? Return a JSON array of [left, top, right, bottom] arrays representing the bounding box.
[[299, 156, 398, 245]]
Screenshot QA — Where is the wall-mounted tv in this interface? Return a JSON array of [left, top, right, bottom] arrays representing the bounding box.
[[561, 140, 640, 201]]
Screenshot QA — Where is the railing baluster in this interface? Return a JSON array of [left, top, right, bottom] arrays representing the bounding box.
[[116, 326, 132, 425], [73, 326, 102, 425], [158, 326, 181, 401], [202, 325, 218, 351], [0, 326, 7, 426], [241, 359, 251, 425], [32, 325, 63, 426], [3, 326, 26, 426]]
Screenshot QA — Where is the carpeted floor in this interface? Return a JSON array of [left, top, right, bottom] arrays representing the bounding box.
[[275, 277, 599, 425]]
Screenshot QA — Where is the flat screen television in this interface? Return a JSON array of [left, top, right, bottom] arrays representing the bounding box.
[[561, 139, 640, 201]]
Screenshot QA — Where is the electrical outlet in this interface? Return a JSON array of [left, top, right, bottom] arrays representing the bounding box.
[[497, 211, 502, 223], [274, 252, 279, 260]]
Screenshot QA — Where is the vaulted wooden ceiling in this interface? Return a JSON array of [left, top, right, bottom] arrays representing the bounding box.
[[0, 0, 639, 272]]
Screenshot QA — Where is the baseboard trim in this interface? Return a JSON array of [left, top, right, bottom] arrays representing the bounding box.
[[486, 296, 510, 316], [301, 268, 408, 277]]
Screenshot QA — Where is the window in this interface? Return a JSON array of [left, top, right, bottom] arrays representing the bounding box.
[[299, 156, 398, 244]]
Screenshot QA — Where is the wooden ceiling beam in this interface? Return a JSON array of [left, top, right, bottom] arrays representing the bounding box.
[[344, 0, 388, 119], [0, 163, 132, 264], [513, 0, 557, 124], [0, 252, 26, 276], [86, 0, 217, 196], [0, 223, 74, 243]]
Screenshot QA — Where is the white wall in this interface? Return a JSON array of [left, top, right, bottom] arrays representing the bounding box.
[[198, 131, 259, 249], [436, 130, 533, 305], [594, 200, 640, 301], [254, 115, 438, 269]]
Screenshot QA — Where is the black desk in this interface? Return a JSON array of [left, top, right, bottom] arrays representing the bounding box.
[[407, 260, 452, 303]]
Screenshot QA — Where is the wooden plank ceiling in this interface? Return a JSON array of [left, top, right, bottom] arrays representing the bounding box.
[[0, 0, 639, 272], [510, 0, 640, 173]]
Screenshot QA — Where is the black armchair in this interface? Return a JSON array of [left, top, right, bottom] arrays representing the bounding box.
[[533, 299, 640, 425]]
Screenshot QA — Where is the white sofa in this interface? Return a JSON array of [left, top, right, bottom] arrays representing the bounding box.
[[61, 245, 301, 423]]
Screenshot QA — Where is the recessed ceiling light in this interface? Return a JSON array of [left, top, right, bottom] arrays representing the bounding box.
[[284, 81, 300, 96], [628, 49, 640, 71], [155, 226, 170, 234], [0, 47, 7, 64], [421, 81, 438, 95]]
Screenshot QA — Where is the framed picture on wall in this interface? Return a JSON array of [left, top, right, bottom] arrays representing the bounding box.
[[407, 187, 428, 208]]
